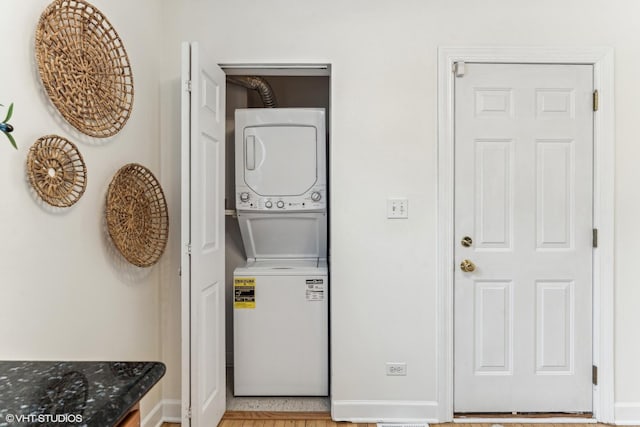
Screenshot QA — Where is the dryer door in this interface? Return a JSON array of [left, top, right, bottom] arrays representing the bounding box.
[[243, 125, 318, 196]]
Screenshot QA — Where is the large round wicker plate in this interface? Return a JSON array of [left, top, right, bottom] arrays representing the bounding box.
[[106, 164, 168, 267], [35, 0, 134, 138], [27, 135, 88, 207]]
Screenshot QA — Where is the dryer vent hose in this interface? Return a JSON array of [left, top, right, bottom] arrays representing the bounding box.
[[227, 76, 278, 108]]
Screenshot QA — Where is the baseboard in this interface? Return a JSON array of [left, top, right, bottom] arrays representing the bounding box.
[[454, 418, 596, 424], [615, 402, 640, 425], [332, 400, 438, 423], [141, 401, 163, 427], [142, 399, 182, 427]]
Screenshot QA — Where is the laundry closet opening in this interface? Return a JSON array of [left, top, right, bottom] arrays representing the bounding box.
[[222, 65, 331, 411]]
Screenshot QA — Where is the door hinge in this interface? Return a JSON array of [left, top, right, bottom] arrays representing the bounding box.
[[185, 80, 192, 92], [454, 61, 465, 78], [593, 90, 599, 111], [186, 244, 192, 255], [187, 406, 192, 419], [593, 228, 598, 248], [592, 365, 598, 386]]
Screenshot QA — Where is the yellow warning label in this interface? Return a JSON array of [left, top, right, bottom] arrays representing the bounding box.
[[234, 277, 256, 309]]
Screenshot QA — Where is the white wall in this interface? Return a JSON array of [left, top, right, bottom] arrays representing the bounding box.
[[2, 0, 165, 419], [156, 0, 640, 423]]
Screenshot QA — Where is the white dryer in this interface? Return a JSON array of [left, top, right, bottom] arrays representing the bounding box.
[[233, 108, 328, 396], [235, 108, 326, 212]]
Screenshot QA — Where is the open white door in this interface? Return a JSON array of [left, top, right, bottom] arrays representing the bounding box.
[[181, 41, 226, 427]]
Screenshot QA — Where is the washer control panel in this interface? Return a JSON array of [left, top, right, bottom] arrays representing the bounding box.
[[236, 188, 326, 211]]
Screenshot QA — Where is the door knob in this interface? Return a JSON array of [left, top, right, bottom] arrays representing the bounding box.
[[460, 259, 476, 272]]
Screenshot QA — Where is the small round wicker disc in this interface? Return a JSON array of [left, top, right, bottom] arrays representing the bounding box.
[[27, 135, 88, 207], [106, 164, 169, 267], [35, 0, 134, 138]]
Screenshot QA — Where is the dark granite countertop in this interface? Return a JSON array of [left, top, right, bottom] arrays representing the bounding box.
[[0, 361, 165, 427]]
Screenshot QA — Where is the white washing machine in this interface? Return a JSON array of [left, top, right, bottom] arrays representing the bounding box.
[[233, 108, 328, 396], [233, 257, 328, 396]]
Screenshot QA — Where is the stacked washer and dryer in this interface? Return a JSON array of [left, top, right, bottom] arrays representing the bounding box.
[[233, 108, 328, 396]]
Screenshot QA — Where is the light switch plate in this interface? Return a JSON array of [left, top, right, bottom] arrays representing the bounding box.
[[387, 198, 408, 219]]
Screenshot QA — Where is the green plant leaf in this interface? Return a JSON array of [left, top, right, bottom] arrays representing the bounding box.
[[3, 102, 13, 122], [3, 102, 13, 123], [5, 132, 17, 149]]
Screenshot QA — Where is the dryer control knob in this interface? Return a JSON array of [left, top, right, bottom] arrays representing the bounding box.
[[276, 200, 285, 209], [311, 191, 322, 202], [265, 201, 273, 209], [240, 192, 250, 202]]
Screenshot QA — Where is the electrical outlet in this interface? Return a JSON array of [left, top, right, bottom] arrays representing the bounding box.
[[385, 362, 407, 376], [387, 198, 408, 219]]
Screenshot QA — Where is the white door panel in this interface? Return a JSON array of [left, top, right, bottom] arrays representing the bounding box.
[[454, 63, 593, 412], [181, 41, 226, 426]]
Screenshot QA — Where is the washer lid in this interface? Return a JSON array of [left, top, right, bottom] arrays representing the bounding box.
[[234, 259, 328, 276], [237, 212, 327, 260], [248, 259, 320, 269]]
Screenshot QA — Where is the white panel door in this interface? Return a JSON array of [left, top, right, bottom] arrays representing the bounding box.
[[181, 42, 226, 426], [454, 63, 593, 413]]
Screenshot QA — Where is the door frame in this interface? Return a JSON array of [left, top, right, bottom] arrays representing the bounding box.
[[437, 47, 615, 423], [182, 59, 333, 424]]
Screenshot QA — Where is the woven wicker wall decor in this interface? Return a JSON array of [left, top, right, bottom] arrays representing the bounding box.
[[106, 164, 168, 268], [27, 135, 88, 207], [35, 0, 133, 138]]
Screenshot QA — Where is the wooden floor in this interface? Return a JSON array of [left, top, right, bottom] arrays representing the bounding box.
[[221, 411, 358, 426], [163, 411, 348, 427], [161, 411, 615, 427]]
